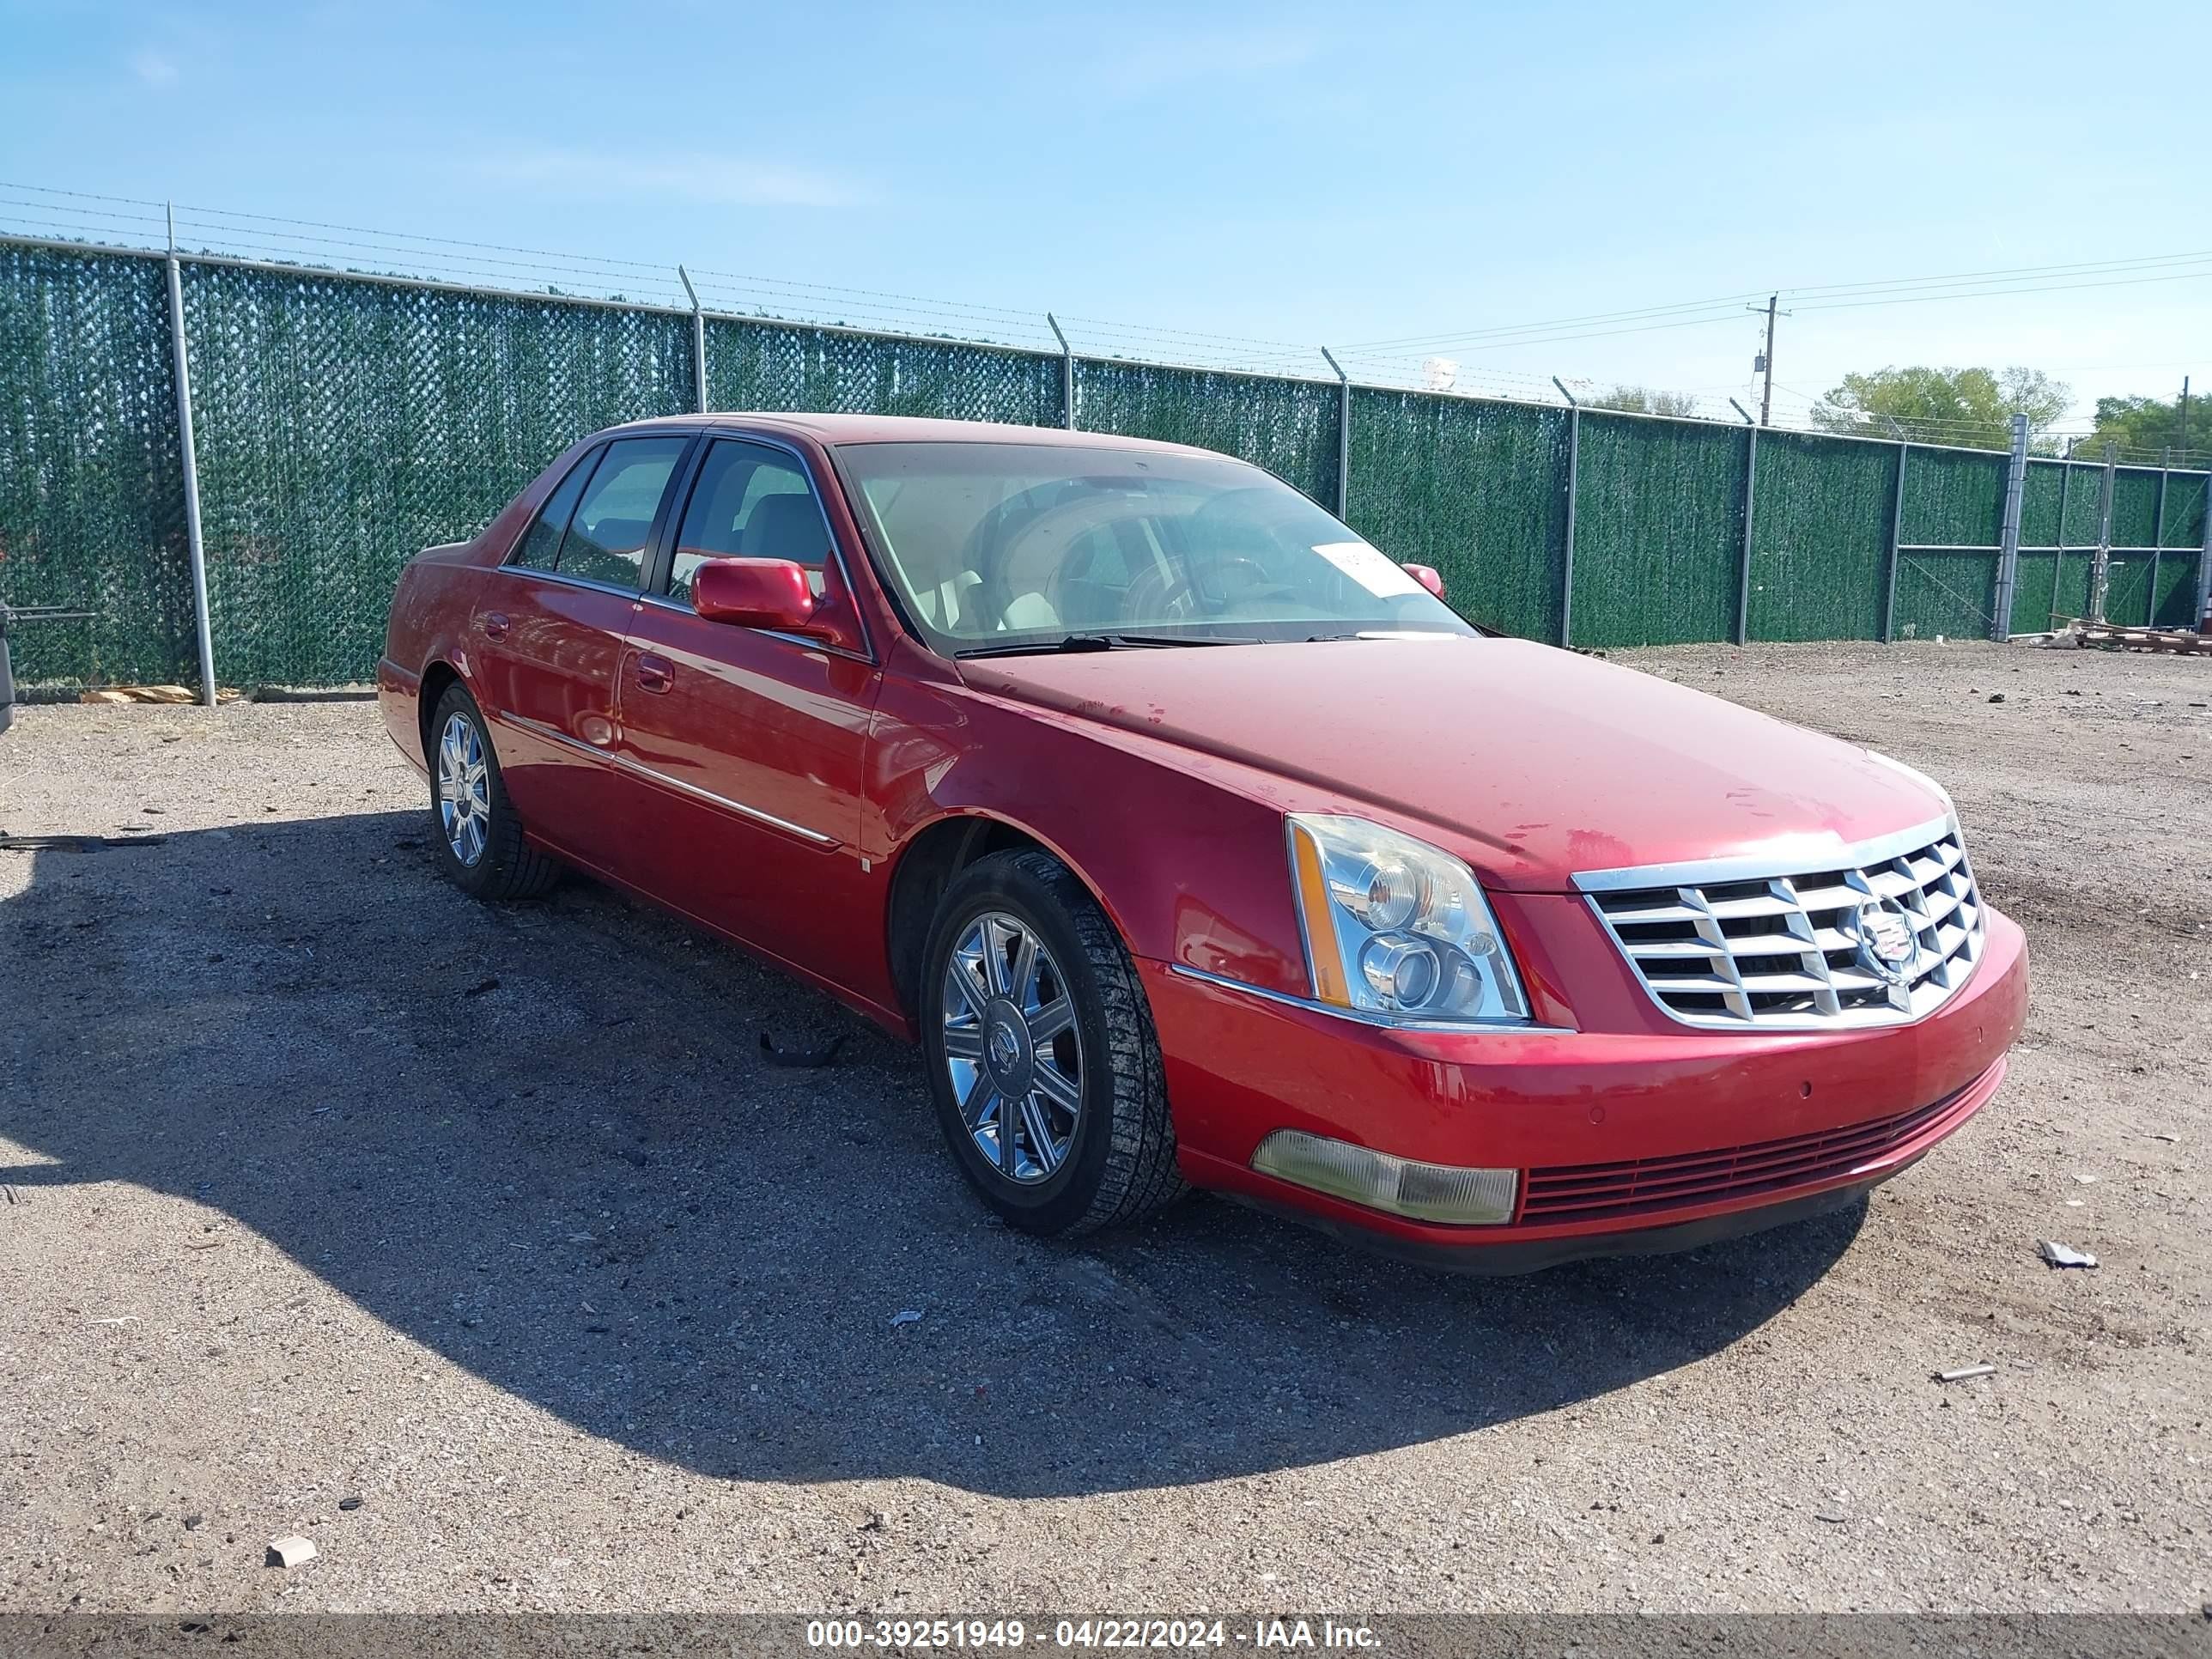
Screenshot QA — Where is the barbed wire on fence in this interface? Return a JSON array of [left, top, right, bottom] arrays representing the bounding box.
[[3, 204, 2206, 696], [8, 178, 2209, 464], [0, 179, 1795, 429]]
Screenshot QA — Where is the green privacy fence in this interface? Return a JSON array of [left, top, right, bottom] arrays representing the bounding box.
[[1346, 390, 1568, 643], [3, 234, 2208, 690], [1746, 431, 1894, 643], [0, 244, 194, 685], [182, 260, 696, 686]]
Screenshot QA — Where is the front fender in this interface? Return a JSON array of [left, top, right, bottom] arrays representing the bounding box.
[[867, 672, 1313, 1000]]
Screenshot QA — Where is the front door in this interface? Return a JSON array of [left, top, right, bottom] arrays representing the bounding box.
[[611, 436, 884, 994], [469, 433, 691, 870]]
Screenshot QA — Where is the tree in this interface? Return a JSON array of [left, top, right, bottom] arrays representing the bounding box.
[[1588, 385, 1701, 417], [2071, 392, 2209, 466], [1809, 366, 2071, 452]]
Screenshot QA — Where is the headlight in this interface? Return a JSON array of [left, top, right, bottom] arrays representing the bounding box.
[[1285, 814, 1528, 1024]]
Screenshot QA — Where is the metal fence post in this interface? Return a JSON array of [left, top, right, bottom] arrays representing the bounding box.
[[1321, 348, 1352, 519], [1990, 413, 2027, 640], [2148, 447, 2169, 626], [1553, 378, 1579, 649], [1734, 426, 1759, 646], [2197, 463, 2212, 629], [1881, 441, 1908, 642], [2050, 459, 2072, 626], [1047, 313, 1075, 429], [164, 205, 216, 706], [679, 265, 707, 414], [2091, 442, 2118, 623]]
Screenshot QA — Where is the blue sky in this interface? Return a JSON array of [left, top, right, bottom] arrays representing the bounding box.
[[4, 1, 2208, 431]]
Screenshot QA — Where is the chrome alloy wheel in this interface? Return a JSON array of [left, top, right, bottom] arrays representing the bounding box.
[[941, 911, 1084, 1184], [435, 710, 491, 867]]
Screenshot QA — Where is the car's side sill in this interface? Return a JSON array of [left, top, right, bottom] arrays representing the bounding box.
[[498, 712, 840, 848]]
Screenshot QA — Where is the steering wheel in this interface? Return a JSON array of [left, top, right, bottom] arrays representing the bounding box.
[[1208, 554, 1301, 608], [977, 493, 1156, 631], [1182, 489, 1308, 610], [1115, 556, 1199, 622]]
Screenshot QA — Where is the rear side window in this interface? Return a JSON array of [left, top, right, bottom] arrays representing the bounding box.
[[667, 440, 832, 604], [509, 448, 599, 572], [559, 436, 689, 590]]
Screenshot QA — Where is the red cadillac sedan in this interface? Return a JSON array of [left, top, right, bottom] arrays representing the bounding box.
[[377, 414, 2027, 1271]]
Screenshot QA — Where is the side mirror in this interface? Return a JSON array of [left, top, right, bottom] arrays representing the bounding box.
[[688, 556, 836, 640], [1402, 562, 1445, 599]]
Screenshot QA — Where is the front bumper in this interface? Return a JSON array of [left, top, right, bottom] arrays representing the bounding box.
[[1142, 907, 2028, 1270]]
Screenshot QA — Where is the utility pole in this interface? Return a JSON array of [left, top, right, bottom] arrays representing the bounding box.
[[1747, 294, 1784, 427]]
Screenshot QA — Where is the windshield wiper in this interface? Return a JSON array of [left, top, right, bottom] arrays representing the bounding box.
[[1304, 629, 1464, 642], [954, 635, 1117, 659], [954, 632, 1255, 659], [1109, 633, 1254, 647]]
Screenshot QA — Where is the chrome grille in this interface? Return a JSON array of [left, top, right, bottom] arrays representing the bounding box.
[[1577, 818, 1984, 1030]]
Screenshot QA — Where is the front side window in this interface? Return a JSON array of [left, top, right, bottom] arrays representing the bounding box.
[[836, 441, 1474, 654], [667, 440, 831, 604], [555, 436, 689, 591], [509, 447, 598, 572]]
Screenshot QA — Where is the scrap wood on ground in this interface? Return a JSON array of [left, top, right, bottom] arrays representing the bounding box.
[[2052, 619, 2212, 656], [77, 684, 243, 704]]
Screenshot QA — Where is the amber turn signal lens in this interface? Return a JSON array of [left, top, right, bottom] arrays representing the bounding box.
[[1288, 819, 1352, 1006]]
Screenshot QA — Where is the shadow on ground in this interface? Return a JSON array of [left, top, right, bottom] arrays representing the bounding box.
[[0, 811, 1859, 1498]]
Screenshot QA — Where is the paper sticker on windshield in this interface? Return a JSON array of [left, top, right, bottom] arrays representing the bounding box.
[[1312, 541, 1423, 598]]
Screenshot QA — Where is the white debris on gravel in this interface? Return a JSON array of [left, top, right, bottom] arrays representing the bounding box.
[[2038, 1240, 2100, 1269], [265, 1535, 318, 1568]]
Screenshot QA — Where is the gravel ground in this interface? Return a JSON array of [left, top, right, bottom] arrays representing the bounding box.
[[0, 639, 2205, 1616]]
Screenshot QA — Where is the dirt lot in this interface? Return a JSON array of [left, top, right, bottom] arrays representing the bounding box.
[[0, 639, 2205, 1615]]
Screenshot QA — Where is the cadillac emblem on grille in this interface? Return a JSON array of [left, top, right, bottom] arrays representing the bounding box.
[[1856, 898, 1919, 982]]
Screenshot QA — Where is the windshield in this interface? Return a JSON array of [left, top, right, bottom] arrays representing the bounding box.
[[835, 441, 1475, 654]]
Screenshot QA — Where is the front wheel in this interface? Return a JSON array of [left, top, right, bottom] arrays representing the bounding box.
[[920, 849, 1185, 1236]]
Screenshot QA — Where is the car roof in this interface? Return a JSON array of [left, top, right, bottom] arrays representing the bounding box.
[[599, 411, 1222, 455]]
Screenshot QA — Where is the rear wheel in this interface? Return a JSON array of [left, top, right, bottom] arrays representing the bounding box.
[[427, 683, 559, 900], [920, 849, 1184, 1235]]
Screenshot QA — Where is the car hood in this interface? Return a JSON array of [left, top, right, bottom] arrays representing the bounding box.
[[957, 635, 1949, 891]]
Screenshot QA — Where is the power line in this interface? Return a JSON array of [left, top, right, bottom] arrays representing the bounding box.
[[1775, 246, 2212, 301], [4, 178, 2201, 447], [1347, 290, 1766, 352], [1792, 264, 2212, 313], [1356, 249, 2212, 356]]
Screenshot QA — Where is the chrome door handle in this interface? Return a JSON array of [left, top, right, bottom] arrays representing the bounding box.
[[634, 653, 674, 694]]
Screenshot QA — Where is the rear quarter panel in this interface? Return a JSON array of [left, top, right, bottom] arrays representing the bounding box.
[[377, 544, 494, 772], [374, 438, 596, 769]]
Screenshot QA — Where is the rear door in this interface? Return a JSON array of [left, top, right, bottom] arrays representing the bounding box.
[[469, 433, 692, 870], [611, 434, 884, 991]]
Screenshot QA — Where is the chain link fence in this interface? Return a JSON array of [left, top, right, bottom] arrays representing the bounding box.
[[2, 234, 2207, 692], [0, 244, 194, 686]]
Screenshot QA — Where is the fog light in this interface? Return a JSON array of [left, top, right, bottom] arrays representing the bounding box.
[[1250, 1130, 1517, 1224]]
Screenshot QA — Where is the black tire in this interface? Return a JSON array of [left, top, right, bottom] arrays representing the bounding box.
[[919, 848, 1185, 1236], [425, 683, 560, 901]]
